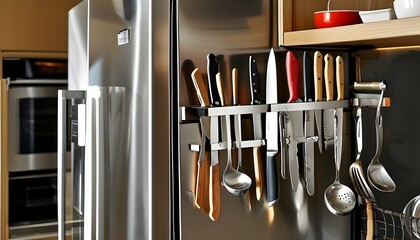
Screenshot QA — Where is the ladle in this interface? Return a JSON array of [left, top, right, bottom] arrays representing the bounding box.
[[324, 112, 356, 215], [367, 90, 396, 192], [222, 115, 252, 195], [216, 72, 252, 196]]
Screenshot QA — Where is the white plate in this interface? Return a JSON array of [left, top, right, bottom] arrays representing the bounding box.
[[359, 8, 397, 23]]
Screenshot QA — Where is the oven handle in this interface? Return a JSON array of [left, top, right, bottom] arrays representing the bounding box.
[[57, 90, 86, 240]]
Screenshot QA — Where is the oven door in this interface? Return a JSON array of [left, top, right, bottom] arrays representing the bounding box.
[[8, 84, 69, 172]]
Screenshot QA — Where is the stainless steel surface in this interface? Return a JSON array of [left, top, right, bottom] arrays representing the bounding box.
[[67, 0, 171, 238], [367, 90, 396, 192], [177, 2, 353, 239], [354, 81, 387, 91], [324, 112, 356, 216], [9, 79, 68, 85], [403, 195, 420, 238], [68, 0, 88, 91]]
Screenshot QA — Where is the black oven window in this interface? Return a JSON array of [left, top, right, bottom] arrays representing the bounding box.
[[19, 98, 58, 154]]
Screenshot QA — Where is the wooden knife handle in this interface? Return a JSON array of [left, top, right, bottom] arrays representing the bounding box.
[[216, 73, 226, 106], [195, 151, 210, 210], [314, 51, 323, 102], [365, 199, 374, 240], [195, 159, 205, 209], [335, 56, 344, 101], [253, 146, 264, 201], [324, 54, 334, 101], [209, 163, 221, 221], [191, 68, 210, 107]]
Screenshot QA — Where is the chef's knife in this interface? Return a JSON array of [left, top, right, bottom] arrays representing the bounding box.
[[249, 56, 264, 201], [303, 51, 316, 196], [285, 50, 304, 192], [313, 51, 324, 153], [335, 55, 344, 167], [206, 55, 221, 221], [191, 68, 211, 209], [265, 48, 279, 206], [323, 53, 334, 150]]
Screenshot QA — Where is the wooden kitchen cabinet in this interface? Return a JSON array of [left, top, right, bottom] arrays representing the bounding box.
[[0, 0, 80, 52], [278, 0, 420, 48]]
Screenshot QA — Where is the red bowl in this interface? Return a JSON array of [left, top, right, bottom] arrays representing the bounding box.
[[314, 10, 362, 28]]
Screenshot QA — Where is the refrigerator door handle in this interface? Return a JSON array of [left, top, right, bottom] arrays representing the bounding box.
[[85, 86, 107, 240], [58, 90, 86, 240]]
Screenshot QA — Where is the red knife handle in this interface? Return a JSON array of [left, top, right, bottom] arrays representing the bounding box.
[[253, 146, 264, 201], [286, 51, 299, 103], [209, 163, 221, 221]]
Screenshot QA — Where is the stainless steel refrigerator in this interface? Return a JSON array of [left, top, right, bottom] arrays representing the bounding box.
[[59, 0, 354, 239]]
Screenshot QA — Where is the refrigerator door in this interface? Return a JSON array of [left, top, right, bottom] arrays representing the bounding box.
[[57, 90, 86, 240], [67, 0, 171, 238]]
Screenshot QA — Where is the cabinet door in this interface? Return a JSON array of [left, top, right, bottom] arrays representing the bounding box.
[[0, 0, 81, 52]]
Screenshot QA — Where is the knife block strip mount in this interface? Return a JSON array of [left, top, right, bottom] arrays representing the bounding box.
[[182, 94, 389, 152]]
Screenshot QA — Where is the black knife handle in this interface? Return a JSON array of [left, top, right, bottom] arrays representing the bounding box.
[[266, 153, 278, 206], [207, 53, 221, 107], [249, 56, 264, 105], [303, 51, 314, 102]]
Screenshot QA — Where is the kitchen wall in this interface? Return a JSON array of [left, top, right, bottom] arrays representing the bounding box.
[[359, 47, 420, 213]]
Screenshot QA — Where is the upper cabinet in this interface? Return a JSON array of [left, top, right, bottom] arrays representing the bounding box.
[[0, 0, 81, 52], [278, 0, 420, 48]]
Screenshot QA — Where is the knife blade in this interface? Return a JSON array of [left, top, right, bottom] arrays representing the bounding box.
[[206, 54, 221, 221], [191, 68, 211, 209], [323, 53, 334, 150], [265, 48, 279, 206], [249, 56, 264, 201], [232, 68, 242, 170], [313, 51, 324, 153], [303, 52, 317, 196], [285, 50, 304, 192], [335, 55, 344, 169]]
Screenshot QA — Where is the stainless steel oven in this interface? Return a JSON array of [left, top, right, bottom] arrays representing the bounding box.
[[3, 58, 71, 239], [8, 81, 68, 172]]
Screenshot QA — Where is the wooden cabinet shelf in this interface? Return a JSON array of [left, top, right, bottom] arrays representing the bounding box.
[[281, 17, 420, 48]]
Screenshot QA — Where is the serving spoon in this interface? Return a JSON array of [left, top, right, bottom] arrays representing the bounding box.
[[367, 89, 396, 192]]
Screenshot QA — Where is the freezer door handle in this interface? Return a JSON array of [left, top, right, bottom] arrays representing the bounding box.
[[58, 90, 86, 240]]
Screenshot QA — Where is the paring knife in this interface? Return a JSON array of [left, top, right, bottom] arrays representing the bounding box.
[[323, 53, 334, 150], [265, 48, 279, 206], [303, 51, 317, 196], [191, 68, 211, 210], [249, 56, 265, 201], [206, 54, 221, 221], [335, 55, 344, 169], [285, 50, 304, 192], [313, 51, 324, 153]]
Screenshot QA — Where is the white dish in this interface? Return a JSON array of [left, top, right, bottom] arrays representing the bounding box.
[[359, 8, 397, 23], [393, 0, 420, 19]]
